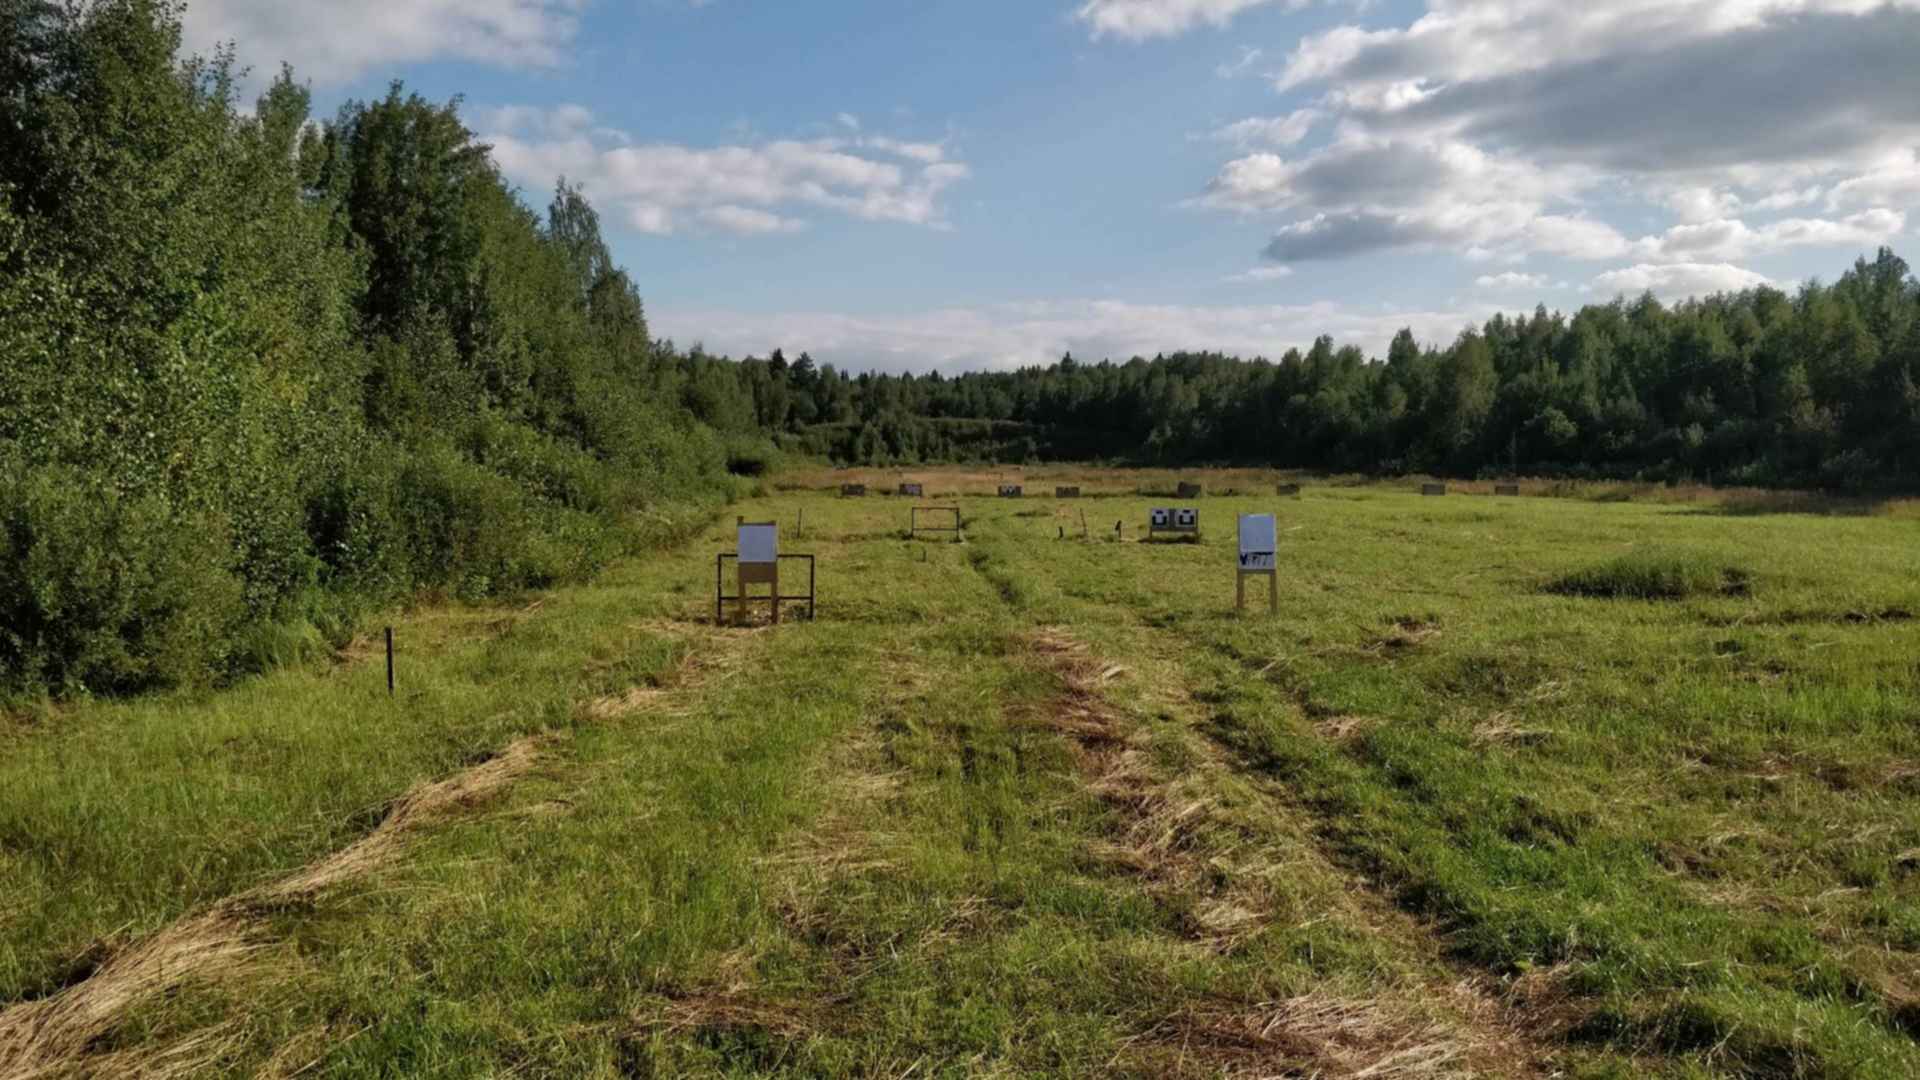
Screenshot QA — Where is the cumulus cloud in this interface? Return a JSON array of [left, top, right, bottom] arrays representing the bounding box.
[[1281, 2, 1920, 178], [654, 298, 1486, 374], [1078, 0, 1302, 41], [1192, 0, 1920, 269], [1630, 209, 1906, 262], [1828, 151, 1920, 210], [1590, 262, 1773, 299], [180, 0, 585, 88], [478, 106, 970, 236], [1200, 133, 1626, 263]]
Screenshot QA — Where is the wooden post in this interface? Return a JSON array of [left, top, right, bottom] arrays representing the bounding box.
[[1235, 571, 1279, 615], [385, 627, 394, 696]]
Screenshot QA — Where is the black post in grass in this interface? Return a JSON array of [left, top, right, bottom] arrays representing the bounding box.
[[385, 627, 394, 696]]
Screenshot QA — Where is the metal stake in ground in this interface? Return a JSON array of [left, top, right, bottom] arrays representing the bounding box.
[[385, 626, 394, 696]]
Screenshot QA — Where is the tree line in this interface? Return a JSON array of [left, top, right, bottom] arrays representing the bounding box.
[[722, 251, 1920, 491], [0, 0, 769, 699]]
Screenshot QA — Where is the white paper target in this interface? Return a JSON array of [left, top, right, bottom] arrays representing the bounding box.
[[1150, 508, 1172, 528], [739, 523, 778, 565], [1175, 509, 1198, 528], [1238, 514, 1276, 570]]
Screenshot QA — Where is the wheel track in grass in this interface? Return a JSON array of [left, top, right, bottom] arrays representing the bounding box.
[[0, 619, 761, 1080], [1021, 625, 1562, 1078]]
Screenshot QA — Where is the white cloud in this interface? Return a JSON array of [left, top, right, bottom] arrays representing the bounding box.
[[1281, 1, 1920, 96], [1225, 266, 1296, 282], [1664, 186, 1742, 225], [654, 297, 1485, 374], [479, 106, 970, 236], [180, 0, 586, 88], [1208, 110, 1321, 149], [1198, 133, 1627, 264], [1630, 209, 1906, 262], [1591, 262, 1773, 299], [1828, 151, 1920, 210], [1475, 271, 1548, 290], [1192, 1, 1920, 269], [698, 206, 806, 235], [1078, 0, 1302, 41]]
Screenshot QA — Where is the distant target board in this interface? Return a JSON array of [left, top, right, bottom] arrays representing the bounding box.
[[1177, 482, 1204, 499], [1149, 507, 1200, 538], [841, 483, 867, 497], [899, 482, 924, 497], [910, 505, 962, 541], [999, 484, 1024, 498], [1421, 483, 1447, 496], [1055, 486, 1081, 498], [1236, 513, 1279, 613]]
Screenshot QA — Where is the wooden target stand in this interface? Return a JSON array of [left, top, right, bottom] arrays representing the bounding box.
[[716, 519, 816, 625], [1236, 513, 1279, 615], [1235, 564, 1279, 613]]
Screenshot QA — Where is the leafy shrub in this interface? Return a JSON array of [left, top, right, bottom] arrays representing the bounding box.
[[1549, 551, 1753, 600], [724, 435, 778, 477], [390, 443, 626, 600], [0, 463, 247, 697]]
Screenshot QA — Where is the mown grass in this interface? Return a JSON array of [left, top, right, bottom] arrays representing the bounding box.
[[1548, 550, 1753, 600], [5, 473, 1918, 1077]]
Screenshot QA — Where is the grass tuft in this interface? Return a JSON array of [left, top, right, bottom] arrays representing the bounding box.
[[1548, 550, 1753, 600]]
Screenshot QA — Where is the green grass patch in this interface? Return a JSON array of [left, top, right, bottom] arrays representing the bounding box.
[[1549, 550, 1754, 600], [10, 474, 1920, 1077]]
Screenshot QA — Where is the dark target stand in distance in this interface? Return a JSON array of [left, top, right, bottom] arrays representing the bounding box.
[[1148, 507, 1200, 539]]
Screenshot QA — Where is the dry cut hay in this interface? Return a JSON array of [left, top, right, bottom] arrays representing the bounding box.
[[1123, 992, 1469, 1079], [0, 738, 543, 1080], [1025, 630, 1266, 949], [1031, 629, 1556, 1078]]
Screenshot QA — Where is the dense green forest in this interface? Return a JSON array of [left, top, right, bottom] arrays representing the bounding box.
[[730, 253, 1920, 490], [0, 0, 771, 699]]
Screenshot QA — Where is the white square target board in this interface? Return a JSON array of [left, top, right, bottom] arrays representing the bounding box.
[[739, 523, 778, 565], [1238, 513, 1276, 571]]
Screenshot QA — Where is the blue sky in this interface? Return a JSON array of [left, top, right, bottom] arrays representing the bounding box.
[[184, 0, 1920, 372]]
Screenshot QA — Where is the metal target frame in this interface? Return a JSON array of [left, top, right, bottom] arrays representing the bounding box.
[[910, 505, 963, 541]]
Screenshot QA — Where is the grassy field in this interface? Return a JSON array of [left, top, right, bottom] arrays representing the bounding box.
[[4, 469, 1919, 1078]]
